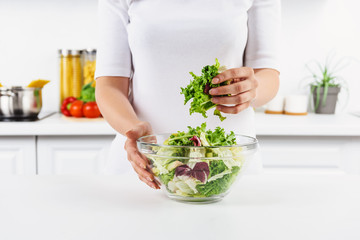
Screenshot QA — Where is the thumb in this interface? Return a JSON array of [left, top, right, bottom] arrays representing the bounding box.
[[126, 122, 151, 140]]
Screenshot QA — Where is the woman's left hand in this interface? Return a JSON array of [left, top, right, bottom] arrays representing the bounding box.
[[209, 67, 259, 114]]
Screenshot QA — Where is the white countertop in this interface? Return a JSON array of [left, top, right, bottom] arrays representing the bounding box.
[[0, 112, 359, 136], [255, 112, 360, 136], [0, 113, 115, 136], [0, 172, 359, 240]]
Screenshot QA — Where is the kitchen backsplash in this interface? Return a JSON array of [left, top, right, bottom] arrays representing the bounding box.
[[0, 0, 359, 112]]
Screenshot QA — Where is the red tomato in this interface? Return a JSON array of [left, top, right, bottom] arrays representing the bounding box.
[[69, 100, 84, 118], [83, 102, 101, 118]]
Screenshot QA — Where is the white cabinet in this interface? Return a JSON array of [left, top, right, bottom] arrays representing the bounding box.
[[0, 137, 36, 175], [258, 136, 360, 173], [37, 136, 114, 175], [0, 113, 359, 175]]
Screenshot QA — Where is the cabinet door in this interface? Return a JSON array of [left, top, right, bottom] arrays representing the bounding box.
[[258, 136, 359, 171], [37, 136, 114, 175], [0, 136, 36, 175]]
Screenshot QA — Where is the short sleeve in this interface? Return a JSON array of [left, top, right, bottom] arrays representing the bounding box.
[[95, 0, 132, 79], [244, 0, 281, 71]]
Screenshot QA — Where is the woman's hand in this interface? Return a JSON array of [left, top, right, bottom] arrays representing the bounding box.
[[124, 121, 160, 189], [209, 67, 259, 114]]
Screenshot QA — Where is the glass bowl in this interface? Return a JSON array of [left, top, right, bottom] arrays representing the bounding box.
[[137, 133, 258, 203]]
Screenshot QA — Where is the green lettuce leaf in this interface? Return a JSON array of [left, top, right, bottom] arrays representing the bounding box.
[[166, 123, 236, 147], [79, 82, 96, 102], [195, 166, 240, 197], [159, 169, 175, 186], [181, 59, 227, 121]]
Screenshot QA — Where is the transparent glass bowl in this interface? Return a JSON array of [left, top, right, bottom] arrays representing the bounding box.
[[137, 134, 258, 203]]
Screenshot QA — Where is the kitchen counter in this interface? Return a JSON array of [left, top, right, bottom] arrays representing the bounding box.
[[1, 172, 359, 240], [0, 112, 359, 136], [0, 113, 115, 136], [1, 112, 359, 175], [254, 112, 360, 136]]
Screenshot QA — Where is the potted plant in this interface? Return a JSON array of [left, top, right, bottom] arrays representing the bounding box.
[[306, 56, 348, 114]]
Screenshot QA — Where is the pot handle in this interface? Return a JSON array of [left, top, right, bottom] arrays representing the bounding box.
[[0, 90, 15, 97]]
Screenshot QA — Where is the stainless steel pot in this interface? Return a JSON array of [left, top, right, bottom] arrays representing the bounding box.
[[0, 86, 42, 120]]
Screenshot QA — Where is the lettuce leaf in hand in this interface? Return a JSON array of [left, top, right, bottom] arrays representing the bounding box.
[[181, 59, 228, 121]]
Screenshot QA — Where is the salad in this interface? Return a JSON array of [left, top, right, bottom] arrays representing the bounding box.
[[146, 123, 245, 198], [181, 59, 228, 121]]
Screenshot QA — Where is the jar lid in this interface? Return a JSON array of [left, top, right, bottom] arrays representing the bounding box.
[[85, 48, 97, 54], [58, 49, 84, 56], [70, 49, 82, 55], [59, 49, 71, 56]]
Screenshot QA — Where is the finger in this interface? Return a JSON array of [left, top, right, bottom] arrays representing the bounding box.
[[130, 160, 155, 182], [153, 178, 161, 186], [127, 150, 149, 169], [216, 101, 251, 114], [213, 90, 256, 105], [138, 175, 160, 189], [211, 90, 255, 105], [210, 80, 252, 96], [140, 152, 151, 166], [212, 67, 253, 84], [125, 138, 150, 165]]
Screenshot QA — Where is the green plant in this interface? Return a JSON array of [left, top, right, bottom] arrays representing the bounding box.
[[305, 55, 349, 110]]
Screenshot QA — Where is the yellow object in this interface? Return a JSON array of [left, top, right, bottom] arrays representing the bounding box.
[[265, 110, 284, 114], [284, 111, 308, 116], [0, 83, 3, 87], [83, 60, 96, 85], [60, 52, 72, 104], [72, 53, 82, 98], [27, 79, 50, 88], [59, 50, 84, 104]]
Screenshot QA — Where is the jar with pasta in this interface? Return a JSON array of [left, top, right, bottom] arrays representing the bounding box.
[[59, 49, 72, 104], [83, 49, 96, 86], [70, 49, 83, 98], [59, 49, 84, 105]]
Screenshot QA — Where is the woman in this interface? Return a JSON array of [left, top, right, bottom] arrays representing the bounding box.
[[95, 0, 281, 189]]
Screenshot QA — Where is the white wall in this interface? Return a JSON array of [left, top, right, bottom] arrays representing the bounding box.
[[280, 0, 360, 112], [0, 0, 359, 112], [0, 0, 98, 111]]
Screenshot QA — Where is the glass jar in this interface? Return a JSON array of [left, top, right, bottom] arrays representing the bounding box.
[[71, 49, 83, 98], [59, 49, 72, 104], [83, 49, 97, 85], [59, 49, 84, 104]]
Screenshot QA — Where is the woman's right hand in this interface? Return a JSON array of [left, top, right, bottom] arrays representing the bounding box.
[[124, 121, 160, 189]]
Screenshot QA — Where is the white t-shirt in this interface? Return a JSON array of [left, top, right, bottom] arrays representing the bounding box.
[[95, 0, 281, 174]]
